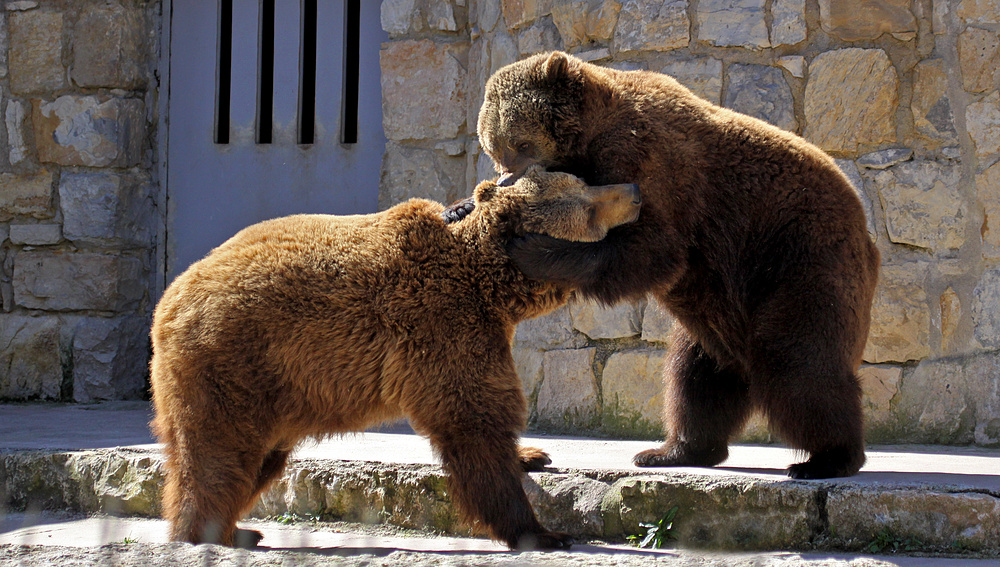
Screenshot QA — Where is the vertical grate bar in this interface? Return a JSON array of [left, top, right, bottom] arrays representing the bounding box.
[[297, 0, 317, 144], [214, 0, 233, 144], [256, 0, 275, 144], [341, 0, 360, 144]]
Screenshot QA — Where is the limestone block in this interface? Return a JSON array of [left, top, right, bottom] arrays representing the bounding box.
[[771, 0, 806, 46], [873, 160, 966, 252], [550, 1, 587, 48], [0, 10, 8, 78], [606, 476, 820, 549], [59, 172, 154, 247], [537, 348, 598, 424], [911, 59, 958, 142], [512, 346, 544, 399], [0, 314, 62, 400], [640, 300, 673, 343], [856, 148, 912, 170], [501, 0, 552, 30], [71, 315, 150, 402], [968, 352, 1000, 445], [426, 0, 460, 32], [602, 348, 666, 424], [834, 159, 877, 238], [863, 264, 931, 363], [517, 16, 561, 55], [857, 365, 902, 427], [477, 0, 502, 32], [32, 95, 145, 168], [5, 99, 28, 165], [661, 58, 723, 105], [957, 0, 1000, 25], [972, 267, 1000, 349], [778, 55, 805, 77], [696, 0, 769, 50], [523, 473, 610, 538], [828, 489, 1000, 550], [978, 161, 1000, 259], [569, 298, 640, 339], [515, 304, 578, 348], [9, 224, 60, 245], [724, 64, 796, 132], [378, 143, 464, 209], [71, 2, 147, 88], [939, 287, 962, 352], [818, 0, 916, 41], [966, 92, 1000, 161], [380, 40, 468, 141], [381, 0, 419, 34], [614, 0, 688, 53], [8, 10, 65, 94], [12, 251, 144, 312], [958, 27, 1000, 93], [897, 358, 970, 442], [0, 169, 54, 221], [804, 49, 897, 153], [587, 0, 621, 42], [489, 32, 519, 76]]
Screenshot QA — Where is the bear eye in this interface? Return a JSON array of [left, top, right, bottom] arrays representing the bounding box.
[[517, 142, 531, 153]]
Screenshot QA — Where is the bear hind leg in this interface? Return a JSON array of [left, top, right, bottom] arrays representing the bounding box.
[[634, 328, 750, 468]]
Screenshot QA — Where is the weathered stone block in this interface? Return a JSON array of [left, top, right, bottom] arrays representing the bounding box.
[[0, 10, 9, 78], [897, 358, 970, 442], [427, 0, 461, 31], [604, 475, 820, 548], [512, 346, 544, 400], [517, 16, 560, 56], [0, 169, 54, 221], [515, 304, 578, 348], [818, 0, 916, 41], [5, 99, 28, 165], [501, 0, 552, 30], [857, 148, 912, 170], [59, 172, 154, 247], [587, 0, 621, 42], [524, 473, 610, 538], [71, 2, 148, 88], [958, 0, 1000, 24], [863, 264, 931, 364], [834, 159, 877, 238], [8, 10, 65, 94], [697, 0, 769, 50], [972, 267, 1000, 349], [771, 0, 806, 46], [12, 251, 144, 312], [379, 143, 466, 209], [778, 55, 805, 77], [858, 365, 902, 428], [32, 95, 145, 167], [725, 64, 796, 132], [9, 224, 61, 245], [640, 300, 673, 343], [550, 1, 588, 47], [0, 314, 63, 400], [968, 352, 1000, 445], [911, 59, 958, 142], [804, 49, 897, 153], [602, 348, 666, 424], [477, 0, 502, 32], [978, 161, 1000, 259], [967, 92, 1000, 161], [569, 298, 640, 339], [537, 348, 598, 424], [939, 286, 963, 352], [71, 315, 149, 402], [958, 27, 1000, 93], [614, 0, 688, 53], [827, 488, 1000, 550], [380, 40, 468, 141], [661, 58, 723, 104], [381, 0, 419, 34], [873, 160, 966, 252]]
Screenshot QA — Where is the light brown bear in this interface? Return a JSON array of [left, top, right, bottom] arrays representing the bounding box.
[[149, 167, 640, 550], [447, 51, 880, 480]]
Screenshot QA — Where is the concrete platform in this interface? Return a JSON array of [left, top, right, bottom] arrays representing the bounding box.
[[1, 402, 999, 560]]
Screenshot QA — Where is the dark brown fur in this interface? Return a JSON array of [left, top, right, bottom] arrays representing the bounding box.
[[473, 51, 880, 479], [150, 168, 639, 549]]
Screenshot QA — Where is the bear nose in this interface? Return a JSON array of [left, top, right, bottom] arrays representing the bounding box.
[[497, 172, 518, 187], [628, 184, 641, 205]]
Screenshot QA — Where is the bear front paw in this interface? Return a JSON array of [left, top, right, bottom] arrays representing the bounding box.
[[514, 530, 574, 551], [441, 197, 476, 223], [517, 445, 552, 472]]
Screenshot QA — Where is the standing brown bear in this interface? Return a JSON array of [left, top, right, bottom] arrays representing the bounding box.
[[458, 51, 879, 480], [150, 167, 640, 549]]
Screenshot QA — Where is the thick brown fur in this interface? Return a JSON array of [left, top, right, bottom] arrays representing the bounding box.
[[472, 51, 880, 480], [149, 167, 639, 550]]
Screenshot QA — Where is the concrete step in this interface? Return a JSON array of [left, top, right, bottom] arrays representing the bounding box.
[[1, 403, 998, 558]]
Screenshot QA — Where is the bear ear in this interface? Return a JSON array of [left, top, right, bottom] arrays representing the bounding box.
[[474, 180, 498, 203], [544, 51, 571, 82]]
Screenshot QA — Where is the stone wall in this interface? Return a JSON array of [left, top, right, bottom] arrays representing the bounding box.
[[379, 0, 1000, 445], [0, 1, 159, 402]]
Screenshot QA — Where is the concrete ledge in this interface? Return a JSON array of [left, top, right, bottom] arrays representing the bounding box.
[[2, 447, 999, 556]]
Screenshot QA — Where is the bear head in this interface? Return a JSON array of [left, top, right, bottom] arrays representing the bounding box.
[[477, 51, 588, 187], [473, 166, 640, 242]]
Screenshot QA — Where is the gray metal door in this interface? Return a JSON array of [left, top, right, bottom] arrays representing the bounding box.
[[165, 0, 386, 282]]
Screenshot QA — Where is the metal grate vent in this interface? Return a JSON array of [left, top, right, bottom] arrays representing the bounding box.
[[213, 0, 360, 145]]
